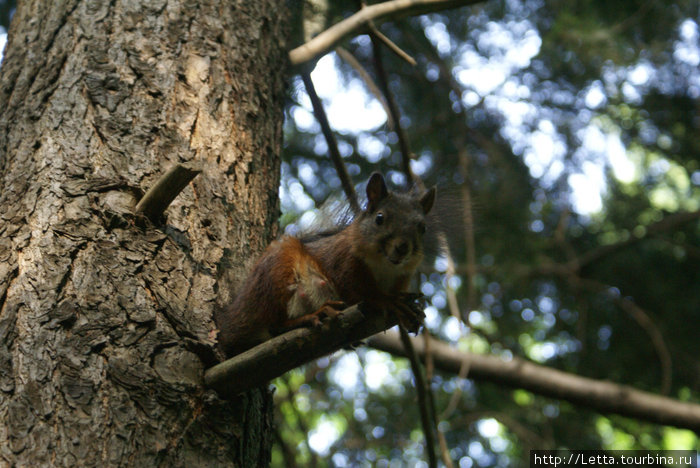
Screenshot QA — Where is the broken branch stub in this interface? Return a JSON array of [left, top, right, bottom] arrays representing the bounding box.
[[135, 162, 202, 221]]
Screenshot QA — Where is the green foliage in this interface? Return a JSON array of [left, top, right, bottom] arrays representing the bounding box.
[[281, 0, 700, 465]]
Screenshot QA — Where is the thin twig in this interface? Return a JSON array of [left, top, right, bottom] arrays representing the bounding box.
[[300, 71, 361, 214], [436, 430, 455, 468], [574, 276, 673, 396], [441, 234, 465, 323], [423, 333, 454, 468], [456, 410, 552, 452], [280, 377, 319, 468], [558, 209, 700, 274], [437, 231, 475, 422], [367, 22, 417, 66], [398, 325, 438, 468], [334, 47, 395, 129], [289, 0, 485, 66], [610, 0, 655, 34], [423, 334, 440, 432], [516, 259, 674, 394], [369, 34, 414, 186], [365, 23, 442, 465], [365, 23, 445, 465], [424, 331, 435, 381], [457, 147, 478, 313], [134, 162, 202, 220], [274, 413, 302, 468], [440, 355, 470, 420], [616, 297, 672, 395]]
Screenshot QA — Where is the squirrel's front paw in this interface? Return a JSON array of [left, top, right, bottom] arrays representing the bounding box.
[[319, 301, 346, 319], [390, 294, 426, 334]]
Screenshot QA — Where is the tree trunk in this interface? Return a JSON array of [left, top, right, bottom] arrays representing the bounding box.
[[0, 1, 288, 466]]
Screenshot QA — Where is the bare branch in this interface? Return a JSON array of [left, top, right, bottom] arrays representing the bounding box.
[[399, 326, 438, 468], [273, 421, 301, 468], [455, 410, 552, 451], [518, 250, 676, 395], [367, 23, 417, 66], [573, 276, 673, 396], [300, 72, 361, 214], [335, 47, 395, 128], [440, 235, 464, 324], [436, 430, 455, 468], [440, 351, 470, 420], [370, 34, 414, 185], [205, 304, 396, 397], [424, 333, 455, 468], [508, 210, 700, 280], [289, 0, 485, 66], [279, 376, 319, 468], [457, 148, 478, 312], [134, 162, 202, 220], [616, 296, 672, 395], [368, 332, 700, 432]]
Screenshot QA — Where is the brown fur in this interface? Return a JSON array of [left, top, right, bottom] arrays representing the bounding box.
[[216, 236, 335, 357], [216, 173, 436, 357]]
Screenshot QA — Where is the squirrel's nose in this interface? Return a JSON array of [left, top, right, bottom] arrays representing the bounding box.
[[396, 241, 409, 256]]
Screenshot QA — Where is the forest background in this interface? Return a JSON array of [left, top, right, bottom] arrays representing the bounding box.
[[0, 0, 698, 466]]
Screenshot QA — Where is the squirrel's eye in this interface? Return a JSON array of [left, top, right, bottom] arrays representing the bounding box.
[[375, 212, 384, 225], [417, 222, 426, 234]]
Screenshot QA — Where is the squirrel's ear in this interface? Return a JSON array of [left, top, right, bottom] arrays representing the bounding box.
[[366, 172, 388, 210], [420, 186, 436, 214]]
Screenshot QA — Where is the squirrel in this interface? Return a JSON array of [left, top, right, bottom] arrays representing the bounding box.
[[216, 173, 436, 357]]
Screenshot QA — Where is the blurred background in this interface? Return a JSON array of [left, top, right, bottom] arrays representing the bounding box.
[[2, 0, 698, 465], [279, 0, 699, 466]]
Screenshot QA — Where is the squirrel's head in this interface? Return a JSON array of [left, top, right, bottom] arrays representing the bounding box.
[[355, 173, 436, 273]]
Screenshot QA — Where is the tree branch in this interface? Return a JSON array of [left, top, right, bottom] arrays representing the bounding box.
[[205, 304, 397, 397], [398, 326, 438, 468], [289, 0, 485, 66], [459, 151, 478, 309], [301, 72, 361, 214], [509, 209, 700, 280], [367, 22, 417, 66], [369, 32, 414, 185], [368, 332, 700, 432], [455, 410, 552, 450], [616, 296, 672, 395], [273, 424, 301, 468], [134, 162, 202, 221], [571, 276, 673, 396], [279, 376, 320, 468], [335, 47, 395, 129], [423, 333, 455, 468]]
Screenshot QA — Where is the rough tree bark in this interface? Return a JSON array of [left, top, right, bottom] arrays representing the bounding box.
[[0, 1, 288, 466]]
